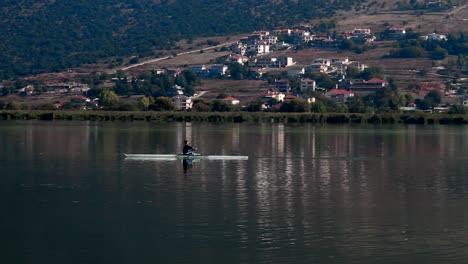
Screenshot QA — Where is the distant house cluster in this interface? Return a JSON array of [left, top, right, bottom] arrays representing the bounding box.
[[340, 28, 376, 44], [188, 64, 228, 77], [230, 28, 316, 57]]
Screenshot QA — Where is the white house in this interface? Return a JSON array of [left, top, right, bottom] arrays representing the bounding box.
[[227, 54, 249, 65], [172, 95, 193, 110], [173, 85, 184, 95], [249, 43, 270, 55], [277, 57, 295, 67], [261, 90, 285, 102], [424, 33, 447, 41]]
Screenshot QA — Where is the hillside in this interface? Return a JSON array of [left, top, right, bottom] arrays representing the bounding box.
[[0, 0, 368, 79]]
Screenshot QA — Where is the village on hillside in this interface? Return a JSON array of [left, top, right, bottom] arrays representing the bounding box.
[[1, 23, 467, 114]]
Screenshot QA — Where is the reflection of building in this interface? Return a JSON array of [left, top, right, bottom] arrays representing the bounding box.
[[171, 95, 193, 110]]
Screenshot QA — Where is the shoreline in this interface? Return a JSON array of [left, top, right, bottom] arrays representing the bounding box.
[[0, 110, 467, 125]]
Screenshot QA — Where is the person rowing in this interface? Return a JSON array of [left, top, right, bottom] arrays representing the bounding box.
[[182, 140, 196, 155]]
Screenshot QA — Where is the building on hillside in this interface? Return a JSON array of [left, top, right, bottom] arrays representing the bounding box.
[[352, 28, 372, 35], [227, 54, 249, 65], [461, 98, 468, 106], [261, 90, 285, 102], [283, 94, 297, 102], [210, 64, 228, 76], [276, 57, 295, 67], [325, 89, 354, 103], [223, 97, 240, 105], [288, 68, 305, 77], [387, 27, 406, 39], [231, 42, 248, 55], [173, 85, 184, 95], [275, 80, 290, 93], [306, 63, 328, 73], [17, 85, 35, 95], [248, 43, 270, 55], [331, 57, 350, 65], [423, 33, 447, 41], [172, 95, 192, 110], [189, 65, 208, 76], [349, 78, 388, 95], [300, 78, 316, 92], [166, 68, 182, 77], [292, 29, 313, 43], [313, 58, 331, 66], [153, 69, 166, 75]]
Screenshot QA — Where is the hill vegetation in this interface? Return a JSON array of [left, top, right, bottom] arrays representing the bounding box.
[[0, 0, 366, 79]]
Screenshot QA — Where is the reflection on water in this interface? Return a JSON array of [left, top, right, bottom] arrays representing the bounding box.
[[0, 121, 468, 264]]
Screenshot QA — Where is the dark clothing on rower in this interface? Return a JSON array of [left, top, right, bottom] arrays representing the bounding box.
[[182, 141, 195, 155]]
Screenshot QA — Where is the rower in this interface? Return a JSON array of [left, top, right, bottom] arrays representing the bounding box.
[[182, 140, 196, 155]]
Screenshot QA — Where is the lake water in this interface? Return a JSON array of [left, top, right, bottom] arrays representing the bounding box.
[[1, 121, 467, 264]]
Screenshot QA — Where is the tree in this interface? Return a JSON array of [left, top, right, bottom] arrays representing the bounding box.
[[182, 70, 201, 86], [430, 47, 448, 60], [346, 65, 361, 79], [211, 100, 232, 112], [310, 101, 327, 113], [5, 101, 21, 110], [346, 97, 366, 113], [139, 96, 154, 110], [192, 99, 211, 112], [245, 99, 264, 112], [361, 66, 383, 80], [1, 87, 13, 97], [425, 91, 442, 105], [447, 105, 466, 114], [279, 98, 309, 112], [152, 97, 175, 111], [228, 62, 247, 80], [100, 90, 120, 109]]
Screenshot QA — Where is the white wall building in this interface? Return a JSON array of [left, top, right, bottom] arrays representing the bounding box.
[[172, 95, 193, 110]]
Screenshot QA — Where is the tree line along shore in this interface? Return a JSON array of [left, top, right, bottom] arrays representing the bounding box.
[[1, 110, 467, 125]]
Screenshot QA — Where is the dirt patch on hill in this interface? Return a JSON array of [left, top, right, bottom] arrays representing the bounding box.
[[196, 79, 274, 103]]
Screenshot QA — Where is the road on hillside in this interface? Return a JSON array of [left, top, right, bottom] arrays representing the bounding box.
[[117, 41, 237, 72], [190, 91, 207, 99], [448, 3, 467, 16]]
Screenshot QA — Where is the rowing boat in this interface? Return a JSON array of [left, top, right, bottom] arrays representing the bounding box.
[[124, 153, 248, 160]]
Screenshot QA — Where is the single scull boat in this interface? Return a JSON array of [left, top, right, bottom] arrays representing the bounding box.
[[124, 153, 248, 160]]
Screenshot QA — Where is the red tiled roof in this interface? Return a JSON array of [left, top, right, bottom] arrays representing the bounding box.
[[223, 96, 239, 101], [284, 94, 296, 99], [326, 89, 353, 95], [367, 78, 387, 83]]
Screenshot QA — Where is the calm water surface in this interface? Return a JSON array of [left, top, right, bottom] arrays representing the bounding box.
[[1, 121, 467, 264]]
